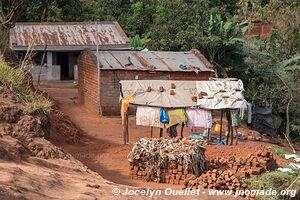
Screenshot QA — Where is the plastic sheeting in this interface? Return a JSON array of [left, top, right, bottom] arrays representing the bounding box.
[[252, 106, 274, 135], [120, 80, 197, 108], [120, 79, 246, 109], [196, 80, 247, 109]]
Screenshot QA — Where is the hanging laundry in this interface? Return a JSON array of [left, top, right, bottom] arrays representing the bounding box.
[[239, 102, 252, 123], [185, 108, 212, 129], [165, 108, 187, 128], [239, 101, 247, 120], [121, 96, 134, 128], [166, 124, 178, 138], [136, 106, 164, 128], [230, 109, 240, 127]]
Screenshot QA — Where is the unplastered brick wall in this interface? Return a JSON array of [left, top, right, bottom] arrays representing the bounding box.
[[78, 49, 212, 116], [99, 70, 211, 115], [78, 51, 100, 114], [246, 22, 273, 39]]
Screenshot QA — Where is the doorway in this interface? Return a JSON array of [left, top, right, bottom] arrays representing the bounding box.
[[56, 52, 70, 80]]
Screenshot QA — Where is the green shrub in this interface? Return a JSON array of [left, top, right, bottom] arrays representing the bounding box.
[[0, 55, 52, 113], [245, 171, 300, 200]]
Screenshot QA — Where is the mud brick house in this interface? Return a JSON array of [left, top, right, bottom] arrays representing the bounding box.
[[246, 20, 273, 39], [9, 22, 130, 81], [78, 49, 214, 115]]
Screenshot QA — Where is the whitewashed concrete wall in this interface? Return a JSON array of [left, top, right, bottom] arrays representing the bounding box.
[[28, 65, 61, 81]]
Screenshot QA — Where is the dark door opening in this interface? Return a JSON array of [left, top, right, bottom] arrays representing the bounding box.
[[56, 52, 70, 80]]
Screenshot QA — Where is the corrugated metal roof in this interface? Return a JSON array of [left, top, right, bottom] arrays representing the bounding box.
[[94, 50, 214, 72], [10, 22, 130, 51]]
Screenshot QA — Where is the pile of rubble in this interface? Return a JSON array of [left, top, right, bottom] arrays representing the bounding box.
[[128, 137, 207, 184], [185, 148, 278, 191]]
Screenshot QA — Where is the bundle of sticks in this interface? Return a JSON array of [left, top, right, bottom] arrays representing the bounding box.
[[128, 137, 207, 183]]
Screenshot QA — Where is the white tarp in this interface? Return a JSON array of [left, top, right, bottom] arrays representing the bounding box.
[[120, 79, 246, 109], [120, 80, 197, 108], [196, 80, 247, 109]]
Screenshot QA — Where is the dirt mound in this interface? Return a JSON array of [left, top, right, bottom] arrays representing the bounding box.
[[0, 86, 67, 159], [0, 135, 28, 161], [37, 91, 83, 144], [50, 109, 82, 143], [0, 86, 155, 200]]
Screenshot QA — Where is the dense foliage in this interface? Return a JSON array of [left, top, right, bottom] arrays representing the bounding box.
[[0, 0, 299, 143]]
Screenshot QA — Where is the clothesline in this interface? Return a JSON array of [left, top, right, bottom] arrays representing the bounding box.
[[122, 102, 245, 145], [120, 79, 248, 145]]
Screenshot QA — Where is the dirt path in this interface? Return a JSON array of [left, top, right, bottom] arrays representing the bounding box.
[[41, 83, 287, 199], [44, 85, 181, 189]]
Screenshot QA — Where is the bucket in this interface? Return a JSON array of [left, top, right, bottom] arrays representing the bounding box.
[[214, 123, 221, 132]]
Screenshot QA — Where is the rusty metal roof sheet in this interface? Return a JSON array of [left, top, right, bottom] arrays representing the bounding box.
[[10, 22, 130, 51], [94, 50, 214, 72]]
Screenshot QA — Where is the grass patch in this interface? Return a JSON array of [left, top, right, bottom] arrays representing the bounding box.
[[0, 54, 52, 113], [245, 171, 300, 200], [271, 147, 286, 158]]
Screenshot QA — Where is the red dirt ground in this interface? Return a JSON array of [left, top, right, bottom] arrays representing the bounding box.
[[42, 83, 290, 193]]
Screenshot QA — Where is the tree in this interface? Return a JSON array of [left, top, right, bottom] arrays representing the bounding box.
[[237, 31, 300, 142], [0, 0, 27, 51], [239, 0, 300, 55], [195, 14, 250, 77], [125, 0, 157, 36], [0, 0, 24, 29], [149, 0, 211, 50]]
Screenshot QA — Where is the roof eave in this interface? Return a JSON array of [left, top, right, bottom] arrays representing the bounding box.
[[99, 68, 214, 72], [10, 44, 132, 52]]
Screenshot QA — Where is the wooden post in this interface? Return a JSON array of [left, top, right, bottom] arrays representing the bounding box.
[[219, 110, 223, 142], [230, 124, 234, 145], [180, 123, 184, 138], [123, 112, 127, 144], [235, 127, 238, 145], [226, 110, 230, 145], [159, 128, 163, 138], [150, 127, 153, 138], [125, 111, 129, 143], [207, 128, 211, 144], [123, 111, 129, 144]]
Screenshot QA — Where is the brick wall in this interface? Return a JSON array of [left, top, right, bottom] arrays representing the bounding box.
[[78, 51, 100, 114], [78, 50, 212, 116], [246, 22, 273, 39]]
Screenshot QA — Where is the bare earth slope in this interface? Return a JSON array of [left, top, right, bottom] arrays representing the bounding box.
[[0, 86, 149, 200]]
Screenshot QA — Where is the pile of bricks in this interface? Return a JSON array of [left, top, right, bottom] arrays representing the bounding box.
[[130, 160, 200, 185], [207, 149, 277, 178], [185, 149, 277, 191], [128, 138, 207, 184], [185, 169, 247, 190]]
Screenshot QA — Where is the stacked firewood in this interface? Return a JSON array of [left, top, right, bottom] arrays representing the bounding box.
[[185, 149, 277, 191], [128, 137, 207, 183]]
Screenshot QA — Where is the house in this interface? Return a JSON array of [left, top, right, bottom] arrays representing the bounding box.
[[246, 20, 273, 39], [9, 22, 130, 81], [78, 49, 214, 116]]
